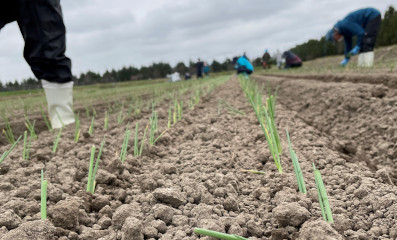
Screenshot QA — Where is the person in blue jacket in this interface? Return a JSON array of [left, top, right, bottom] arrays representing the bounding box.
[[234, 55, 254, 75], [325, 8, 381, 66]]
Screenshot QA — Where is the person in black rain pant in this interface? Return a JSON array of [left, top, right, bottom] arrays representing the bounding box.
[[0, 0, 74, 128]]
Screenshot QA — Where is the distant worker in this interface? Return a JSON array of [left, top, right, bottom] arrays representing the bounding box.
[[275, 50, 283, 69], [203, 62, 210, 77], [325, 8, 381, 67], [0, 1, 74, 129], [234, 55, 254, 75], [262, 49, 271, 69], [184, 72, 191, 81], [282, 51, 302, 69], [167, 72, 181, 82], [195, 58, 204, 79]]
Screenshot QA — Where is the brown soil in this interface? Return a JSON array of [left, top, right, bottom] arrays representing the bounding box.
[[263, 73, 397, 88], [1, 76, 397, 240]]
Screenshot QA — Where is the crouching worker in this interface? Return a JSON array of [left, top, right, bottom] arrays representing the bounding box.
[[282, 51, 302, 69], [234, 55, 254, 76], [0, 0, 74, 129], [325, 8, 381, 67]]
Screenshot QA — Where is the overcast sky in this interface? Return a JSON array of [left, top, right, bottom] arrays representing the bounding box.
[[0, 0, 395, 84]]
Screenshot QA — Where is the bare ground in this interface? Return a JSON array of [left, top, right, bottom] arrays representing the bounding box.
[[0, 75, 396, 240]]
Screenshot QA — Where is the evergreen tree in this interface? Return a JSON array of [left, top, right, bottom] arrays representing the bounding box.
[[377, 6, 397, 47]]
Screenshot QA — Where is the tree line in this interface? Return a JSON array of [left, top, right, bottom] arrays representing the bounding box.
[[289, 6, 397, 61], [0, 58, 245, 92]]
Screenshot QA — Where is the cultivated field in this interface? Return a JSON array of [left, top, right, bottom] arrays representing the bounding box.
[[0, 49, 396, 240]]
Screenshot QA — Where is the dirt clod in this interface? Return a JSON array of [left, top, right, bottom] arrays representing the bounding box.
[[273, 202, 311, 227], [152, 188, 187, 208]]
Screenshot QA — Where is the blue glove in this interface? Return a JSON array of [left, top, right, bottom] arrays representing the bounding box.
[[340, 58, 349, 67], [348, 46, 360, 56]]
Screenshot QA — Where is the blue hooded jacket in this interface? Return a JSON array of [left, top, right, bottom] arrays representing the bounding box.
[[235, 56, 254, 71], [334, 8, 380, 57]]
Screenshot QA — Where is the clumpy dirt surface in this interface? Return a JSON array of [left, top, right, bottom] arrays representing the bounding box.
[[1, 75, 397, 240], [262, 73, 397, 88], [254, 75, 397, 182]]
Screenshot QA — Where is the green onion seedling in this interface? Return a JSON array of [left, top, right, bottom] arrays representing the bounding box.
[[313, 163, 333, 223], [1, 115, 15, 144], [41, 169, 48, 219], [87, 136, 106, 193], [286, 130, 306, 193], [194, 228, 248, 240], [75, 112, 80, 143], [85, 105, 90, 118], [120, 128, 131, 163], [177, 100, 183, 121], [139, 124, 148, 157], [53, 127, 63, 153], [22, 131, 32, 160], [134, 122, 139, 157], [55, 110, 65, 128], [104, 111, 109, 130], [173, 100, 178, 124], [168, 105, 172, 128], [0, 135, 22, 164], [40, 106, 53, 132], [24, 116, 37, 140], [117, 109, 125, 125], [240, 77, 282, 173], [92, 107, 97, 117], [88, 115, 95, 135]]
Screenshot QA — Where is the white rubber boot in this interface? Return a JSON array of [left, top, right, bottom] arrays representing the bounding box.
[[42, 80, 75, 129], [358, 51, 374, 67]]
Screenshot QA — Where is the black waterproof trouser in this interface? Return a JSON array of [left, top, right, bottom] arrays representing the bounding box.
[[236, 66, 252, 75], [361, 15, 381, 53], [0, 0, 72, 83], [285, 62, 302, 69]]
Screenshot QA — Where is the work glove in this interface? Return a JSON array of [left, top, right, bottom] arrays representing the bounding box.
[[340, 58, 349, 67], [348, 46, 360, 56]]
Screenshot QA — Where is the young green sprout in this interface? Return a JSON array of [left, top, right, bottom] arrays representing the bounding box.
[[286, 130, 306, 193], [134, 122, 139, 157], [40, 106, 53, 132], [313, 163, 333, 223], [55, 110, 65, 128], [120, 128, 131, 163], [104, 111, 109, 130], [41, 169, 48, 219], [194, 228, 248, 240], [177, 100, 183, 121], [168, 105, 172, 128], [86, 136, 106, 194], [53, 127, 63, 153], [75, 112, 80, 143], [240, 77, 282, 173], [88, 115, 95, 135], [173, 100, 178, 124], [133, 123, 148, 157], [91, 107, 97, 117], [0, 135, 22, 164], [139, 125, 148, 157], [2, 115, 15, 144], [149, 111, 158, 145], [117, 109, 125, 125], [24, 116, 37, 140], [85, 105, 90, 118], [22, 130, 32, 160]]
